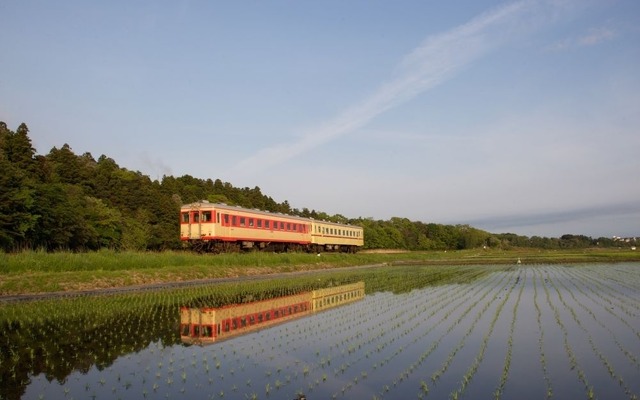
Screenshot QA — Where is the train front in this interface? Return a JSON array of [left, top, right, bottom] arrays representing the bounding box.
[[180, 201, 217, 246]]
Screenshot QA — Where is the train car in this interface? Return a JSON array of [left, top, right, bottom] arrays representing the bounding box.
[[180, 201, 364, 253], [180, 282, 365, 345], [310, 219, 364, 253], [311, 281, 365, 311], [180, 292, 311, 344], [180, 201, 311, 252]]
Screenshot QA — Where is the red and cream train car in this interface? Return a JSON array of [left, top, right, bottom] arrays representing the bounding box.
[[180, 282, 365, 344], [180, 201, 363, 253]]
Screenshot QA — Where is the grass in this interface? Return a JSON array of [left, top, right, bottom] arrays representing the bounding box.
[[0, 248, 638, 295]]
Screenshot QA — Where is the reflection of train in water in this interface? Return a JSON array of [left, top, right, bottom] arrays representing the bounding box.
[[180, 282, 365, 344], [180, 201, 364, 253]]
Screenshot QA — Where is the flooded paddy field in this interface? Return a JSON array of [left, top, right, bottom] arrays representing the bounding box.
[[1, 263, 639, 400]]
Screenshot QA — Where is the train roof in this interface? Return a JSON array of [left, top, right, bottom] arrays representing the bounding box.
[[181, 201, 362, 228], [181, 201, 312, 222], [309, 219, 363, 229]]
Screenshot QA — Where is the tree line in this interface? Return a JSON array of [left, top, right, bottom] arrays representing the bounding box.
[[0, 122, 630, 252]]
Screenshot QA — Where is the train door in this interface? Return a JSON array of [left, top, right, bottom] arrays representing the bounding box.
[[190, 211, 201, 239], [218, 212, 230, 240]]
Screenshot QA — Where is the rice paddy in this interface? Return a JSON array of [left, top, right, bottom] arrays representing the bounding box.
[[1, 263, 639, 399]]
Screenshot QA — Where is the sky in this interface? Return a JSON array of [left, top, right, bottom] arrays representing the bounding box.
[[1, 0, 639, 239]]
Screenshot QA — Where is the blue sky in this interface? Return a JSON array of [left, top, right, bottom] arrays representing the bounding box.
[[2, 0, 639, 238]]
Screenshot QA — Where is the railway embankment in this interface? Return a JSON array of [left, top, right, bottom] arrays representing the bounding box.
[[1, 248, 638, 299]]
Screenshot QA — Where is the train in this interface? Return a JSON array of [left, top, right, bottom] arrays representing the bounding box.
[[180, 201, 364, 253], [180, 282, 365, 344]]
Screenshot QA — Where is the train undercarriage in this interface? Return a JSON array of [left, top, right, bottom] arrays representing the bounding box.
[[188, 240, 358, 254]]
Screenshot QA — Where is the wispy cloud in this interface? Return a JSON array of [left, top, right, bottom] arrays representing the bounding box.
[[546, 24, 616, 51], [464, 201, 640, 236], [578, 26, 616, 46], [226, 1, 568, 177]]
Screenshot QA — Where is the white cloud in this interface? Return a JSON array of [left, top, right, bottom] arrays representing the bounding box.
[[546, 24, 617, 51], [225, 0, 565, 179], [578, 26, 616, 46]]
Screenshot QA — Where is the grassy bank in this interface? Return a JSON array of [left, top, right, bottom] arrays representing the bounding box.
[[1, 248, 638, 295]]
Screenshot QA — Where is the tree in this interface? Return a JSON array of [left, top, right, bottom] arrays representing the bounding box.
[[0, 123, 37, 250], [5, 123, 37, 173]]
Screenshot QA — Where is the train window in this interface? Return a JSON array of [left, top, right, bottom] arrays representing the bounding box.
[[202, 211, 211, 222], [286, 223, 291, 231], [202, 326, 212, 337], [224, 214, 229, 224], [181, 324, 190, 336], [241, 317, 247, 327], [193, 213, 200, 223], [232, 319, 238, 330], [217, 213, 220, 223], [232, 216, 237, 226], [240, 217, 245, 227], [257, 219, 262, 228], [193, 325, 200, 336], [249, 218, 254, 227], [280, 222, 284, 230], [249, 315, 255, 325], [258, 313, 263, 322], [266, 312, 271, 321], [223, 322, 230, 332], [181, 212, 189, 223], [265, 220, 270, 229]]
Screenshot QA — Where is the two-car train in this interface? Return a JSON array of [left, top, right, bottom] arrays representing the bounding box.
[[180, 201, 364, 253], [180, 282, 365, 344]]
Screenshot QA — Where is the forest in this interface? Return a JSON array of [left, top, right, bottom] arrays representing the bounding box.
[[0, 121, 630, 253]]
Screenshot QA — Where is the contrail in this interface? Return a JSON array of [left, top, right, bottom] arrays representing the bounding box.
[[227, 0, 564, 176]]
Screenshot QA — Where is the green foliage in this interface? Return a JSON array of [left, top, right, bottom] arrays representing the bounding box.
[[0, 121, 634, 253]]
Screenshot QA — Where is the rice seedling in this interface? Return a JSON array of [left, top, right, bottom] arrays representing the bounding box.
[[2, 263, 639, 400]]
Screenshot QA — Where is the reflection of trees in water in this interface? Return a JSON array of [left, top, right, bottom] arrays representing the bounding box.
[[0, 265, 493, 400], [0, 303, 179, 400]]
